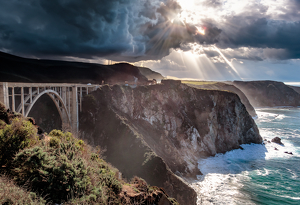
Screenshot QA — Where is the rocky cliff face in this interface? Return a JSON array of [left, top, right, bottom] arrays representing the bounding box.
[[290, 85, 300, 95], [80, 81, 262, 205], [232, 81, 300, 107], [186, 82, 257, 117], [138, 67, 164, 81]]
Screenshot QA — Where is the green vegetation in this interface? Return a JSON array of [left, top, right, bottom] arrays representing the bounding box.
[[0, 176, 46, 205], [182, 80, 218, 85], [0, 102, 179, 204]]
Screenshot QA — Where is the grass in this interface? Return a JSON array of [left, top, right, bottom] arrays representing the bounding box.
[[182, 80, 218, 85], [0, 176, 46, 205]]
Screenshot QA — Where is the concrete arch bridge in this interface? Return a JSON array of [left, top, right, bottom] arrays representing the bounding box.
[[0, 82, 100, 132]]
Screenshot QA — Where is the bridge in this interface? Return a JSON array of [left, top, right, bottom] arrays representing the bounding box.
[[0, 82, 100, 132]]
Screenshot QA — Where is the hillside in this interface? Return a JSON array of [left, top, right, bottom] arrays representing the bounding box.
[[0, 102, 178, 205], [0, 51, 148, 84], [183, 81, 257, 117], [231, 81, 300, 107], [138, 67, 164, 81], [290, 85, 300, 95]]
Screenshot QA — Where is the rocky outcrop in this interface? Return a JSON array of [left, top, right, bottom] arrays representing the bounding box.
[[186, 82, 257, 117], [231, 81, 300, 107], [271, 137, 283, 145], [80, 81, 262, 205]]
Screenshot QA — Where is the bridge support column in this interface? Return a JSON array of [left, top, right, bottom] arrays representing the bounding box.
[[0, 82, 9, 108], [71, 86, 79, 133]]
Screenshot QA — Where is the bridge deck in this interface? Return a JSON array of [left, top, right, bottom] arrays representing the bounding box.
[[0, 82, 101, 133]]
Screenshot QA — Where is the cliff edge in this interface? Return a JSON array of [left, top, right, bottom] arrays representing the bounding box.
[[184, 81, 257, 117], [232, 81, 300, 107], [80, 80, 262, 205]]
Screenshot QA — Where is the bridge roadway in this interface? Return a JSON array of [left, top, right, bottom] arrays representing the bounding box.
[[0, 82, 101, 132]]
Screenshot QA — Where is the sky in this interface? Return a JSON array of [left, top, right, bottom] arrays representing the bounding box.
[[0, 0, 300, 82]]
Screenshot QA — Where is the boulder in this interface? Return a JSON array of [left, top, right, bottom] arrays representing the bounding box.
[[284, 151, 293, 155], [271, 137, 283, 145]]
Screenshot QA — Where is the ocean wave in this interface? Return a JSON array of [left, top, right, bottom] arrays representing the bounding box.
[[191, 108, 300, 204]]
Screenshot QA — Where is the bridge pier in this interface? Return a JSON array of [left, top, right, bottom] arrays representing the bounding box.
[[71, 86, 78, 133], [0, 82, 9, 109], [0, 82, 100, 133]]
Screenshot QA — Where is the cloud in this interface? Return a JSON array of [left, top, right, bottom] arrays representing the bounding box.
[[0, 0, 222, 61], [1, 0, 299, 63], [202, 0, 300, 61]]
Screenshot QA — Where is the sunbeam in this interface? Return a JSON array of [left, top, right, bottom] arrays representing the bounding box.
[[213, 46, 242, 79]]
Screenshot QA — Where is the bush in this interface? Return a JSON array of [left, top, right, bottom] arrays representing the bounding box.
[[0, 176, 45, 205], [0, 106, 179, 204], [49, 129, 65, 139], [0, 117, 39, 171], [12, 142, 91, 204], [10, 131, 122, 204]]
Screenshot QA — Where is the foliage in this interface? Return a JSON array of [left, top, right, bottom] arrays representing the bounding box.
[[182, 80, 218, 85], [0, 176, 46, 205], [12, 144, 91, 204], [0, 106, 180, 205], [10, 130, 122, 204], [0, 117, 39, 170]]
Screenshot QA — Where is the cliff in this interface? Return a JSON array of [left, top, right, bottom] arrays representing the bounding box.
[[290, 85, 300, 95], [184, 81, 257, 117], [231, 81, 300, 107], [80, 80, 262, 205], [138, 67, 164, 81], [0, 102, 179, 205], [0, 51, 148, 84]]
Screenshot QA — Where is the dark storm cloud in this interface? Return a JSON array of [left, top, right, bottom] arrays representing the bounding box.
[[195, 0, 300, 61], [216, 17, 300, 60], [0, 0, 221, 61]]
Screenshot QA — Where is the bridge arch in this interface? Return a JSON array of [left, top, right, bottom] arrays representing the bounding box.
[[0, 82, 100, 132], [16, 89, 71, 126]]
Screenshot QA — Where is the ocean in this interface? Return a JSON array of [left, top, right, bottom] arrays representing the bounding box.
[[191, 108, 300, 205]]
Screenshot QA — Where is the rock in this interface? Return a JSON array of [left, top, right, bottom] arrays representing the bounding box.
[[271, 137, 284, 145], [284, 151, 293, 155], [274, 147, 278, 151], [80, 83, 262, 205], [161, 79, 181, 87], [186, 82, 257, 117], [231, 80, 300, 108]]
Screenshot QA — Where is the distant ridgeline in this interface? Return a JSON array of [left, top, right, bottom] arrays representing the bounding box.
[[0, 51, 151, 85], [231, 81, 300, 108]]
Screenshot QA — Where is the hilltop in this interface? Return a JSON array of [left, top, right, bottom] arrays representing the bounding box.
[[0, 51, 148, 85]]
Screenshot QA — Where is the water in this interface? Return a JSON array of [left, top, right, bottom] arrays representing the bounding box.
[[191, 108, 300, 205]]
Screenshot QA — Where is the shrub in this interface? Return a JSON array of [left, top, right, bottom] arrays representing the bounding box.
[[49, 129, 65, 139], [49, 137, 60, 148], [0, 117, 39, 171], [131, 176, 148, 192], [0, 176, 45, 205], [12, 143, 91, 204]]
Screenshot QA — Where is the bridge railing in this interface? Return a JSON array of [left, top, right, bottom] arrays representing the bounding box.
[[0, 82, 101, 133]]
